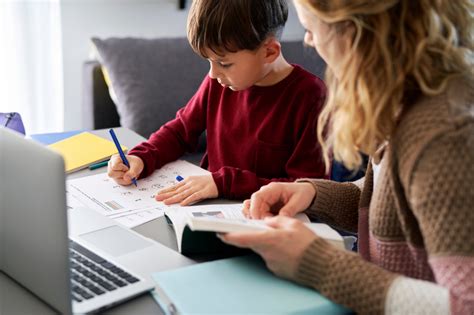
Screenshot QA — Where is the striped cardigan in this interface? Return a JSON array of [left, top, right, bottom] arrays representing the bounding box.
[[295, 76, 474, 314]]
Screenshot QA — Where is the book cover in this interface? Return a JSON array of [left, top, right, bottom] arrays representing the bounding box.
[[48, 132, 127, 173], [152, 255, 351, 315], [30, 130, 83, 145], [165, 203, 250, 256]]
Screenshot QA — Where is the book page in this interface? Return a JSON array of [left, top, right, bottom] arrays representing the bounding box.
[[187, 216, 270, 233], [184, 213, 348, 249], [186, 212, 310, 233], [166, 204, 313, 252]]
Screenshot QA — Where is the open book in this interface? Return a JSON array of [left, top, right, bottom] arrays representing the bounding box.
[[164, 203, 345, 255]]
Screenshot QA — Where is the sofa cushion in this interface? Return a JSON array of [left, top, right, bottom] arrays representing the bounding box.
[[91, 37, 209, 138]]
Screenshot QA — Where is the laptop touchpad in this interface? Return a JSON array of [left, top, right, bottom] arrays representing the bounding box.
[[79, 225, 153, 257]]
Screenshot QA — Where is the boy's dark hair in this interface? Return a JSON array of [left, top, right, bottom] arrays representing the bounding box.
[[187, 0, 288, 57]]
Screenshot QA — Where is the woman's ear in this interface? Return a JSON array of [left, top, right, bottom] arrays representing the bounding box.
[[262, 37, 282, 63]]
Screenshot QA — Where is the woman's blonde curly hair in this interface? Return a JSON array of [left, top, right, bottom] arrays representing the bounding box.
[[296, 0, 474, 170]]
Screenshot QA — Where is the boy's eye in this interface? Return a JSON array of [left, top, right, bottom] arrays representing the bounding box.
[[219, 63, 232, 68]]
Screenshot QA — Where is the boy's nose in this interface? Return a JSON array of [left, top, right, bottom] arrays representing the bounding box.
[[208, 62, 220, 79]]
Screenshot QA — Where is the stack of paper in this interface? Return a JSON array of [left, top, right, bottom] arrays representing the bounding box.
[[49, 132, 126, 173]]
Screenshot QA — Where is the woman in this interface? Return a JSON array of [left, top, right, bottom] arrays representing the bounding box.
[[220, 0, 473, 314]]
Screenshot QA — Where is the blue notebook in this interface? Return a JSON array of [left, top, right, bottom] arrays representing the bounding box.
[[152, 255, 351, 315], [30, 130, 83, 145]]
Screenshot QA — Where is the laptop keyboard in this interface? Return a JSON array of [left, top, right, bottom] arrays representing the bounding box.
[[69, 240, 140, 303]]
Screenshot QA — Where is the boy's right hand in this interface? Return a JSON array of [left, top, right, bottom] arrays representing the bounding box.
[[107, 154, 144, 186]]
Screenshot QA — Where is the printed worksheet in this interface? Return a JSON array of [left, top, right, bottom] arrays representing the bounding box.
[[66, 160, 210, 227]]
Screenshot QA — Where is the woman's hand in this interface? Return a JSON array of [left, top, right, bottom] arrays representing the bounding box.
[[242, 182, 317, 219], [220, 216, 318, 279], [107, 154, 144, 186], [155, 174, 218, 206]]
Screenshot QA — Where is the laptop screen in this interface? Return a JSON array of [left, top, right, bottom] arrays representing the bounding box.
[[0, 128, 72, 314]]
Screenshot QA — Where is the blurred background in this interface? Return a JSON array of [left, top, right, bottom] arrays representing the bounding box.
[[0, 0, 305, 135]]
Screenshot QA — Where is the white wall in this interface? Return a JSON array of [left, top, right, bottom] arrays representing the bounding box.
[[60, 0, 305, 131]]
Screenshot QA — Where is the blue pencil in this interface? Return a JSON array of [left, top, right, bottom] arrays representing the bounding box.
[[109, 129, 138, 187]]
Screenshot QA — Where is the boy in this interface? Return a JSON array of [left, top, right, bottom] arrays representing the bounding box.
[[108, 0, 327, 205]]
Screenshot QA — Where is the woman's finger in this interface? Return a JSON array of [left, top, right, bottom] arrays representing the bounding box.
[[278, 198, 303, 217], [242, 199, 251, 218], [264, 216, 300, 229], [219, 230, 274, 249], [248, 192, 271, 219]]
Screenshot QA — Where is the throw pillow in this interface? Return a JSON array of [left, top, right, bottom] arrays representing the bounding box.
[[91, 37, 209, 138]]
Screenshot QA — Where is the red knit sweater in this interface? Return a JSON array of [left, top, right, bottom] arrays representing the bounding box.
[[129, 65, 327, 199]]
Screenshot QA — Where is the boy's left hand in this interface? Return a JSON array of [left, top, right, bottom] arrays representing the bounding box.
[[155, 174, 218, 206]]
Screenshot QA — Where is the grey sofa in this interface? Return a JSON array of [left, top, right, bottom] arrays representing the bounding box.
[[82, 37, 326, 164]]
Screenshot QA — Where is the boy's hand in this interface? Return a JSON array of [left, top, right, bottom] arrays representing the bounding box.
[[107, 154, 144, 186], [156, 174, 218, 206]]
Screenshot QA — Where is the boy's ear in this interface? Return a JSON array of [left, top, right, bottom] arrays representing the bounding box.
[[262, 37, 281, 63]]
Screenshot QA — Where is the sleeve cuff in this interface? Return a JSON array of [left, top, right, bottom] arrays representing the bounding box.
[[211, 170, 225, 197], [294, 237, 398, 314], [296, 178, 336, 214], [294, 237, 338, 286]]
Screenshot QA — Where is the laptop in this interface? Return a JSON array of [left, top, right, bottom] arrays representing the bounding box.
[[0, 128, 193, 314]]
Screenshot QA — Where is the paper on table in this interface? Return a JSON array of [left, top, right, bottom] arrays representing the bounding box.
[[66, 189, 87, 209], [108, 207, 166, 228], [66, 160, 210, 227]]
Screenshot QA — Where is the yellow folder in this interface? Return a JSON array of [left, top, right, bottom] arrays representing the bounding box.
[[48, 132, 127, 173]]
